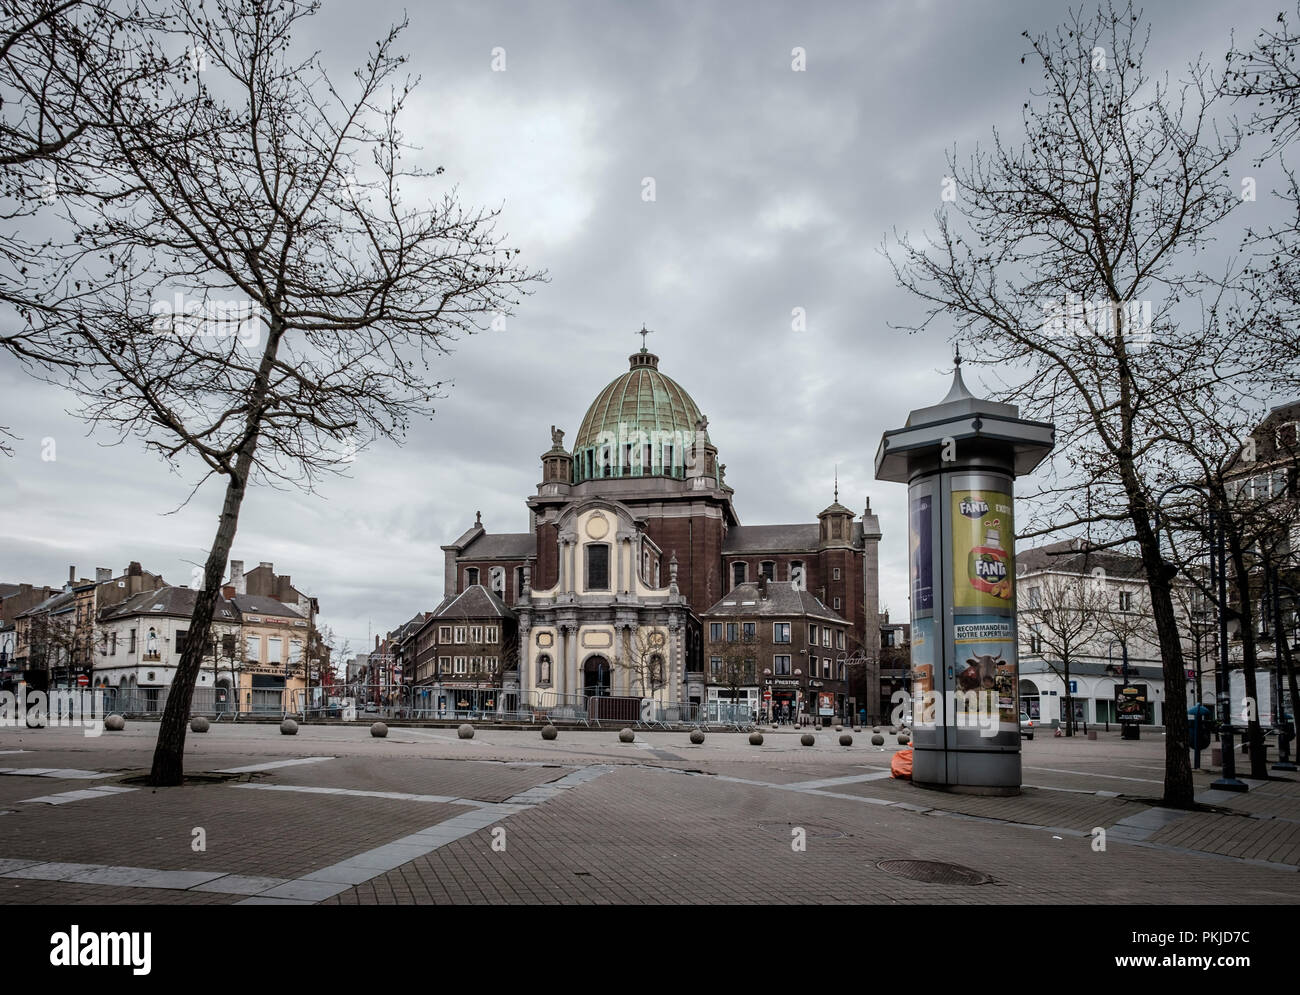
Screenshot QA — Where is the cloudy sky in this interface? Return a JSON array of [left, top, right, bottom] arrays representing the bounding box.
[[0, 0, 1285, 658]]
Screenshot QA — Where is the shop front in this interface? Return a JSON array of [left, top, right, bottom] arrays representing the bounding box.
[[422, 682, 501, 718], [764, 677, 802, 724], [706, 685, 758, 723]]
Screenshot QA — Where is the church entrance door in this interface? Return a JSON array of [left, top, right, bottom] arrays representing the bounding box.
[[583, 656, 611, 699]]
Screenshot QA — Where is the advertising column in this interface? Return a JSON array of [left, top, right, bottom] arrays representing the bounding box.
[[948, 481, 1021, 773], [876, 351, 1053, 794]]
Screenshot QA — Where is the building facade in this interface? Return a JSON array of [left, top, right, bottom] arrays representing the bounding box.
[[410, 587, 513, 715], [702, 578, 850, 724], [435, 344, 883, 718], [1015, 540, 1208, 727]]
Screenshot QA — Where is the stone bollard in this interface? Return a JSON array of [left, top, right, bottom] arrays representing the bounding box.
[[458, 723, 475, 740], [541, 724, 558, 741], [888, 726, 897, 735], [873, 726, 881, 734], [190, 716, 210, 733], [749, 731, 765, 746], [280, 718, 298, 735], [871, 733, 885, 747], [618, 728, 635, 743], [801, 733, 815, 747], [105, 714, 125, 731], [839, 733, 853, 746], [898, 733, 910, 745], [690, 729, 705, 745], [371, 722, 388, 738], [836, 725, 844, 732]]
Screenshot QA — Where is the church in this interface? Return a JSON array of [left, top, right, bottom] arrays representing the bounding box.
[[427, 334, 883, 721]]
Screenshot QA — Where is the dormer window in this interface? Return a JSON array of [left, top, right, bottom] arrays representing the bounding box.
[[465, 567, 479, 588]]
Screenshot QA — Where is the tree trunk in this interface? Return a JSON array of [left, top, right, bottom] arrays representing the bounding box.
[[1227, 538, 1268, 778], [146, 444, 255, 786], [147, 318, 281, 787], [1130, 500, 1194, 807]]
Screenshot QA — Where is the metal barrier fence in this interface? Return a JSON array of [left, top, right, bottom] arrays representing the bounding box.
[[98, 685, 296, 720], [520, 689, 747, 730], [82, 681, 754, 729]]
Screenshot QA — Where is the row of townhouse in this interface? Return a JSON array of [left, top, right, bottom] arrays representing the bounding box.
[[1, 559, 325, 716]]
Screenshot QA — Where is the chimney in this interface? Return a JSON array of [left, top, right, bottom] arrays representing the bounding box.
[[127, 561, 142, 576], [96, 567, 112, 583], [221, 585, 236, 599], [69, 565, 76, 585], [375, 634, 380, 651], [259, 561, 273, 571], [230, 560, 246, 595], [758, 574, 768, 599]]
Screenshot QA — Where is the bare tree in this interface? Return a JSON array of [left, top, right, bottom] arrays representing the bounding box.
[[1157, 401, 1300, 777], [8, 0, 541, 784], [1021, 571, 1108, 735], [617, 627, 668, 699], [0, 1, 190, 366], [886, 1, 1262, 807], [712, 631, 756, 723]]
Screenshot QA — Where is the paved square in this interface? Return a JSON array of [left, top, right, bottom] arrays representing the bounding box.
[[1, 721, 1296, 904]]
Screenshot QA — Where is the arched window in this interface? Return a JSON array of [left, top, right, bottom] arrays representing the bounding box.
[[586, 543, 610, 591], [537, 654, 552, 685], [790, 561, 805, 591], [649, 653, 664, 689]]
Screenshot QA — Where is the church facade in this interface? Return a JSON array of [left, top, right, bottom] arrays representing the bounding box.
[[436, 343, 882, 719]]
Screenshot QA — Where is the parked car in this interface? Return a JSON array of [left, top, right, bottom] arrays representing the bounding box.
[[1020, 711, 1034, 740]]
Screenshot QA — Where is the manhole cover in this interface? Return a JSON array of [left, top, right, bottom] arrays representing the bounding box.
[[875, 860, 991, 885], [758, 821, 846, 840]]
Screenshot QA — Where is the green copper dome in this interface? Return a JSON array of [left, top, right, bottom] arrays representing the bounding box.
[[571, 350, 713, 482]]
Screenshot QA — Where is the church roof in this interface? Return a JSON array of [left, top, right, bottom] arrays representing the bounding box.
[[573, 351, 709, 453], [723, 522, 865, 553], [460, 532, 534, 559]]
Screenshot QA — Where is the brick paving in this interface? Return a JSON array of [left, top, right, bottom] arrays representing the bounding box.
[[1, 721, 1297, 903]]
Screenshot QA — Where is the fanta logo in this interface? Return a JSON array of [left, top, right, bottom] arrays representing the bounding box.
[[960, 498, 989, 518]]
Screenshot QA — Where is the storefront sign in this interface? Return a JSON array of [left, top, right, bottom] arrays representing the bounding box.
[[1116, 684, 1148, 723]]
